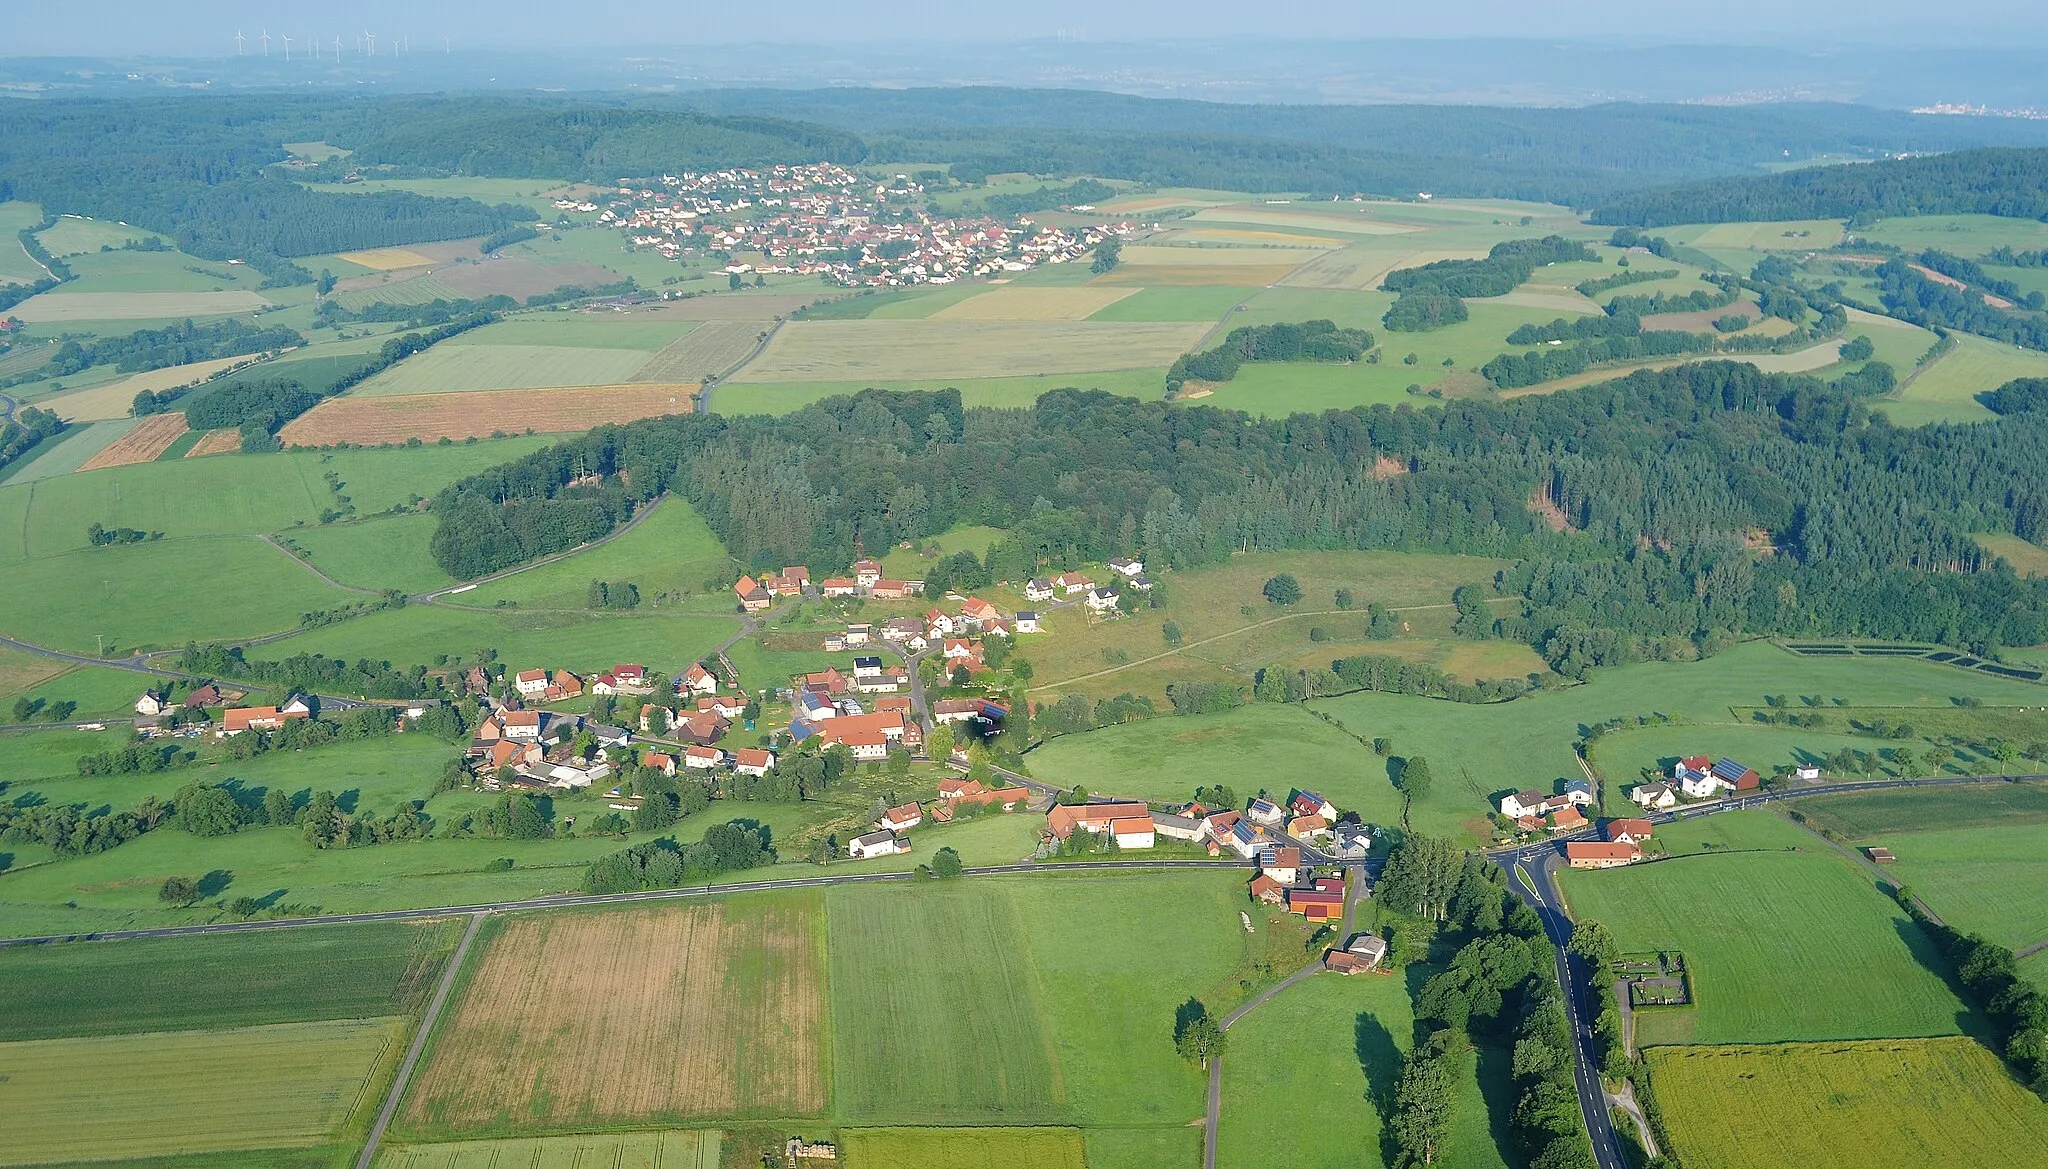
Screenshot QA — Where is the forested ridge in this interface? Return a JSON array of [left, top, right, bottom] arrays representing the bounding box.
[[1592, 147, 2048, 226], [429, 372, 2048, 674]]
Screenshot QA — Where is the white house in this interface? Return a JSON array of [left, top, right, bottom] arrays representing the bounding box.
[[1024, 578, 1055, 602], [1111, 815, 1156, 850], [878, 802, 924, 833], [682, 664, 720, 696], [1246, 798, 1285, 826], [1794, 763, 1821, 781], [1015, 611, 1041, 634], [1085, 587, 1121, 612], [852, 655, 883, 679], [1219, 818, 1261, 858], [501, 711, 543, 741], [514, 669, 549, 698], [925, 610, 958, 636], [683, 744, 726, 770], [134, 690, 169, 717], [1562, 778, 1596, 806], [1678, 768, 1730, 800], [1331, 823, 1374, 859], [1152, 811, 1208, 843], [280, 695, 314, 718], [734, 747, 776, 776], [1107, 556, 1144, 578], [1258, 846, 1301, 885], [1499, 790, 1548, 819], [1055, 572, 1094, 595], [849, 829, 909, 859], [845, 623, 872, 645], [1631, 782, 1679, 811]]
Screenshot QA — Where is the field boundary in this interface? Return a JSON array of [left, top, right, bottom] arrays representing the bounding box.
[[356, 913, 483, 1169]]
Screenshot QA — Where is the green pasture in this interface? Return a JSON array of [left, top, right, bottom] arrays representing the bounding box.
[[462, 496, 734, 608], [1560, 824, 1972, 1045], [315, 176, 580, 215], [0, 1017, 403, 1165], [1588, 724, 1924, 791], [442, 313, 696, 351], [0, 536, 358, 653], [1086, 285, 1261, 322], [840, 1128, 1085, 1169], [1873, 823, 2048, 952], [710, 368, 1166, 415], [32, 214, 167, 257], [1649, 808, 1818, 857], [0, 661, 163, 721], [0, 419, 138, 486], [0, 726, 134, 784], [1976, 534, 2048, 578], [1191, 361, 1430, 416], [879, 523, 1007, 581], [1858, 214, 2048, 256], [2022, 949, 2048, 992], [356, 342, 653, 394], [56, 247, 269, 296], [1879, 334, 2048, 426], [0, 438, 553, 562], [377, 1131, 721, 1169], [0, 203, 51, 283], [0, 918, 458, 1039], [285, 514, 458, 595], [255, 601, 739, 676], [1794, 783, 2048, 839]]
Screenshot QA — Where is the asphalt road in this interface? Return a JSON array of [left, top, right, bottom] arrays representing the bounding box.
[[355, 912, 481, 1169], [0, 390, 17, 423], [0, 857, 1248, 947]]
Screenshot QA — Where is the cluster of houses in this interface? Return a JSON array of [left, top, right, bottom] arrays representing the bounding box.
[[510, 661, 664, 704], [735, 559, 927, 614], [466, 707, 633, 791], [1629, 756, 1761, 811], [599, 163, 1137, 286], [1023, 556, 1150, 616], [847, 773, 1032, 860], [1563, 817, 1657, 869], [1496, 779, 1599, 834]]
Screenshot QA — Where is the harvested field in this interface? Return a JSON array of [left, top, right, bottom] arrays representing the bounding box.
[[10, 290, 270, 322], [357, 344, 654, 394], [1739, 341, 1845, 373], [1488, 287, 1602, 315], [731, 320, 1207, 382], [403, 897, 826, 1132], [634, 319, 772, 381], [339, 247, 438, 270], [1097, 263, 1302, 286], [281, 384, 694, 446], [1159, 227, 1351, 248], [646, 292, 823, 319], [434, 258, 617, 300], [185, 428, 244, 457], [377, 1131, 721, 1169], [44, 355, 256, 422], [1112, 244, 1327, 269], [932, 286, 1140, 320], [1188, 207, 1422, 236], [1649, 1038, 2048, 1169], [1282, 246, 1489, 291], [332, 274, 462, 310], [0, 1018, 401, 1165], [77, 412, 188, 470], [841, 1128, 1087, 1169]]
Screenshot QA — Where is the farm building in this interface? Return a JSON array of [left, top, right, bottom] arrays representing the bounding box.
[[1326, 934, 1388, 974], [1288, 877, 1345, 922], [849, 829, 909, 859], [1046, 802, 1154, 847], [1565, 841, 1643, 869]]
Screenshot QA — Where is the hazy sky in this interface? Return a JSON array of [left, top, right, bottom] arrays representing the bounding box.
[[12, 0, 2048, 57]]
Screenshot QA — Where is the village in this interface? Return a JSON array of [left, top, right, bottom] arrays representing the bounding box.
[[1487, 753, 1779, 871], [594, 162, 1136, 286]]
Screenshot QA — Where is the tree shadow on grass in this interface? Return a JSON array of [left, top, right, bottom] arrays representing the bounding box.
[[197, 869, 233, 898], [1891, 916, 1994, 1042], [1355, 1010, 1400, 1108], [1473, 1044, 1524, 1169]]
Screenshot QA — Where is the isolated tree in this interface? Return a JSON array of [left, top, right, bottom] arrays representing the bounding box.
[[1378, 834, 1461, 921], [1335, 587, 1355, 610], [1396, 756, 1435, 803], [932, 846, 963, 879], [1174, 1010, 1227, 1069], [926, 721, 956, 762], [158, 875, 198, 904], [1262, 573, 1301, 605], [1010, 658, 1034, 681], [1162, 619, 1184, 647], [1091, 238, 1122, 275], [1388, 1046, 1454, 1165]]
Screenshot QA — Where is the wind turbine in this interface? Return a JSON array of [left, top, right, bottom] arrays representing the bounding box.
[[282, 34, 291, 61], [333, 35, 343, 61], [260, 28, 269, 56], [364, 31, 375, 56], [234, 29, 245, 55], [444, 36, 451, 53]]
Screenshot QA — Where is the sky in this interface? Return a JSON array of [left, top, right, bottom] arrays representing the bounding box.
[[10, 0, 2048, 57]]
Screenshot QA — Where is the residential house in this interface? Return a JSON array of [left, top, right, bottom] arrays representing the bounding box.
[[942, 638, 977, 661], [682, 663, 720, 696], [1564, 841, 1643, 869], [855, 667, 908, 694], [734, 575, 774, 611], [939, 776, 982, 800], [1794, 763, 1821, 781], [878, 802, 924, 833], [1045, 802, 1153, 845], [590, 673, 630, 697], [797, 690, 838, 723], [845, 623, 872, 645], [931, 697, 987, 724], [1110, 814, 1155, 849], [490, 738, 542, 771], [1246, 798, 1285, 827], [643, 751, 678, 777], [961, 597, 1000, 626], [873, 695, 914, 716], [1107, 556, 1144, 578], [590, 724, 631, 747], [1289, 814, 1332, 841], [683, 744, 726, 771], [1605, 818, 1654, 845], [219, 705, 299, 735], [1249, 874, 1287, 905], [852, 656, 883, 679], [134, 689, 169, 717], [1259, 846, 1302, 885], [853, 559, 883, 588], [1015, 611, 1041, 634], [1128, 575, 1154, 592], [1153, 811, 1208, 843], [1025, 578, 1055, 602], [1562, 778, 1596, 806], [281, 695, 315, 718], [515, 669, 549, 698], [610, 665, 648, 689], [639, 704, 672, 734], [1331, 823, 1375, 860], [1054, 572, 1094, 595], [734, 747, 776, 776], [821, 577, 857, 597], [546, 671, 584, 701], [883, 616, 927, 645], [1631, 782, 1679, 810], [502, 710, 543, 740], [698, 695, 745, 720], [675, 711, 731, 746], [803, 667, 850, 696], [182, 684, 222, 709], [925, 609, 958, 637], [1219, 817, 1261, 859], [849, 829, 909, 859], [1291, 791, 1338, 821], [1500, 790, 1549, 819], [1677, 766, 1729, 800], [872, 579, 915, 600], [1289, 878, 1345, 922], [1085, 587, 1121, 612], [1326, 934, 1388, 974], [1548, 805, 1588, 833]]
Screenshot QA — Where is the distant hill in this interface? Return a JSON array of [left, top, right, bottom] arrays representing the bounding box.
[[1590, 148, 2048, 227]]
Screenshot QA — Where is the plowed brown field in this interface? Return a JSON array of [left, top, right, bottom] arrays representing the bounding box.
[[279, 385, 694, 446], [402, 896, 826, 1132], [78, 413, 189, 471]]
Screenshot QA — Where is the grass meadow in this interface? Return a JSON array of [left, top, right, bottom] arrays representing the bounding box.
[[1880, 334, 2048, 426], [0, 202, 50, 283], [730, 320, 1207, 383], [356, 343, 655, 394], [0, 918, 459, 1039], [0, 1018, 404, 1165], [285, 513, 459, 595], [1560, 827, 1972, 1046], [0, 660, 172, 720], [1793, 783, 2048, 839], [377, 1131, 721, 1169], [1974, 534, 2048, 578], [1871, 823, 2048, 951], [253, 603, 741, 676], [1859, 213, 2048, 256], [1649, 1037, 2048, 1169], [840, 1128, 1087, 1169], [462, 495, 735, 609]]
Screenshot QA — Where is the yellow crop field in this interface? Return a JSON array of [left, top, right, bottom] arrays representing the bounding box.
[[1281, 246, 1489, 291], [632, 319, 774, 380], [403, 898, 826, 1132], [1158, 227, 1351, 248], [378, 1131, 721, 1169], [841, 1127, 1088, 1169], [1649, 1038, 2048, 1169], [185, 428, 244, 457], [43, 355, 256, 422], [0, 1018, 401, 1165], [730, 319, 1207, 382], [338, 247, 438, 270], [1187, 207, 1422, 235], [280, 384, 693, 446], [78, 412, 189, 470], [932, 285, 1140, 320], [9, 290, 271, 322]]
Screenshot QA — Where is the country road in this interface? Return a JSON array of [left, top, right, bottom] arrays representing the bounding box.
[[354, 912, 481, 1169]]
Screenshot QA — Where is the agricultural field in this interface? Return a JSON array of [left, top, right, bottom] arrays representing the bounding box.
[[185, 427, 244, 456], [0, 201, 50, 283], [1866, 823, 2048, 952], [932, 285, 1142, 320], [878, 523, 1009, 581], [1560, 819, 1970, 1046], [1878, 333, 2048, 426], [634, 318, 773, 381], [33, 214, 166, 256], [1648, 1037, 2048, 1169], [462, 495, 735, 609], [710, 368, 1167, 415], [76, 410, 189, 469], [1974, 534, 2048, 577], [729, 320, 1208, 382], [441, 313, 697, 352], [0, 1017, 404, 1165], [355, 343, 655, 394], [378, 1131, 722, 1169], [0, 659, 164, 720], [1794, 783, 2048, 839], [1085, 285, 1262, 322], [284, 513, 459, 595], [280, 384, 694, 446], [253, 598, 740, 669], [840, 1128, 1087, 1169], [42, 355, 253, 422], [403, 896, 827, 1135], [1858, 213, 2048, 256], [9, 289, 271, 322], [0, 418, 138, 484]]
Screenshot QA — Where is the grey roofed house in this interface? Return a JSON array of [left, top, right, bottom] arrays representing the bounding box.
[[1346, 934, 1388, 963], [589, 724, 631, 745], [1331, 823, 1373, 858], [1151, 811, 1206, 840]]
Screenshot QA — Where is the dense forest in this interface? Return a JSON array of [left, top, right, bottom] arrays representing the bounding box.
[[429, 372, 2048, 675], [1592, 147, 2048, 226]]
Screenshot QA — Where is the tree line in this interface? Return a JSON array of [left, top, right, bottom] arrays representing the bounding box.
[[50, 318, 302, 381], [1592, 147, 2048, 227], [1166, 319, 1374, 392]]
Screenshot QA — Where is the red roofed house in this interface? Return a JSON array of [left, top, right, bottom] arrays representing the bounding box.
[[1288, 881, 1345, 922], [546, 670, 584, 700], [218, 705, 310, 736], [853, 559, 882, 588], [1249, 874, 1287, 905], [514, 668, 549, 697], [821, 577, 857, 597], [1259, 847, 1301, 885], [683, 744, 725, 771], [878, 802, 924, 833], [675, 710, 730, 746], [1549, 805, 1588, 833], [734, 575, 773, 611], [733, 747, 776, 776], [871, 579, 913, 600], [939, 776, 983, 800], [1565, 841, 1643, 869], [1605, 818, 1655, 845], [1046, 802, 1153, 846], [643, 751, 678, 776], [682, 663, 719, 696], [961, 597, 999, 625]]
